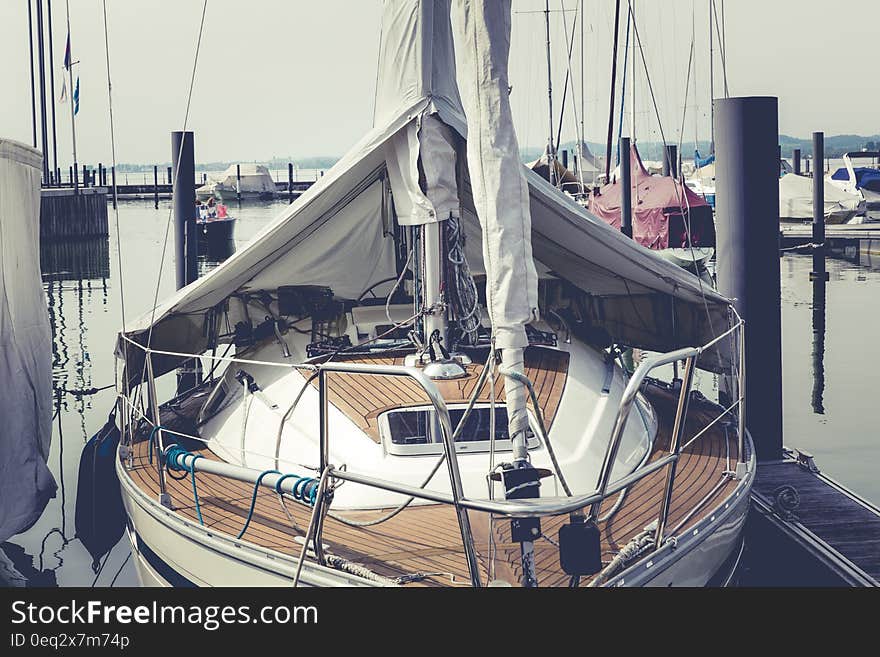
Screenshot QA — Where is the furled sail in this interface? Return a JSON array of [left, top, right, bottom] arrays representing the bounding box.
[[0, 139, 56, 542]]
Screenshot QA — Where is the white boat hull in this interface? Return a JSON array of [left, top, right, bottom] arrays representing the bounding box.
[[118, 439, 755, 588]]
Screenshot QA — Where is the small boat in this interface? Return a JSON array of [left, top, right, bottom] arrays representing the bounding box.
[[112, 1, 752, 588], [589, 143, 716, 272], [685, 151, 716, 208], [828, 151, 880, 210], [779, 172, 865, 224], [196, 164, 277, 201]]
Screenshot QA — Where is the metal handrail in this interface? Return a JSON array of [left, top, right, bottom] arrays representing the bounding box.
[[588, 345, 700, 524], [129, 316, 746, 585]]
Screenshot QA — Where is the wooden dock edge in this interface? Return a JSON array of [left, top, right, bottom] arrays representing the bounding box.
[[747, 450, 880, 587]]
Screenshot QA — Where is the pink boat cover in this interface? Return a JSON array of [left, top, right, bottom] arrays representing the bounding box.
[[588, 144, 715, 250]]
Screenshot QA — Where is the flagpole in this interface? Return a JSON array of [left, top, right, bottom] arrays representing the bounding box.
[[27, 0, 38, 148], [47, 0, 59, 181], [65, 0, 78, 194]]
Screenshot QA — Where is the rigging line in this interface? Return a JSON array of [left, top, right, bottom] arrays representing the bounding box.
[[616, 8, 630, 166], [370, 12, 383, 128], [101, 0, 125, 332], [628, 2, 718, 339], [711, 0, 729, 97], [140, 0, 209, 385], [676, 31, 696, 172], [552, 0, 580, 157]]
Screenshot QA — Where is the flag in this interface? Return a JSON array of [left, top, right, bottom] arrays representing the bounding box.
[[59, 78, 67, 103], [64, 33, 71, 70], [73, 77, 80, 115]]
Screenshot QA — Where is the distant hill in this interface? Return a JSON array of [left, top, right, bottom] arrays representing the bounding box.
[[105, 134, 879, 174]]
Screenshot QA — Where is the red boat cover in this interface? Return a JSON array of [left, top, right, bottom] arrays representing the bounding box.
[[588, 144, 714, 250]]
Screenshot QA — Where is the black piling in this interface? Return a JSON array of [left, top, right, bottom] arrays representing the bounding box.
[[153, 165, 159, 209], [620, 136, 632, 238], [167, 165, 172, 185], [811, 132, 828, 283], [664, 144, 678, 178], [288, 163, 294, 204], [236, 164, 242, 205], [714, 96, 783, 463], [172, 132, 198, 289], [110, 166, 117, 209], [561, 149, 569, 170], [805, 157, 811, 175], [171, 131, 200, 392], [793, 148, 801, 175]]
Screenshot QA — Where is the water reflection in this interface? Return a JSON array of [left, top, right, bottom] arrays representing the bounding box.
[[811, 252, 827, 415], [5, 206, 241, 587]]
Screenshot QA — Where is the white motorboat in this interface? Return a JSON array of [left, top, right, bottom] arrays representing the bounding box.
[[196, 163, 277, 201], [114, 1, 752, 588], [779, 172, 865, 224]]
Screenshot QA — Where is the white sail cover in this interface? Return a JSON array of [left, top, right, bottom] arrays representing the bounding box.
[[779, 172, 863, 221], [119, 1, 732, 376], [0, 139, 56, 542]]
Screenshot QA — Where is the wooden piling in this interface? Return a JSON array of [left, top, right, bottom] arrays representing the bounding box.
[[288, 163, 294, 204], [154, 164, 159, 209]]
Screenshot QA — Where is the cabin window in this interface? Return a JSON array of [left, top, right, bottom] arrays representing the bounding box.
[[380, 405, 540, 456]]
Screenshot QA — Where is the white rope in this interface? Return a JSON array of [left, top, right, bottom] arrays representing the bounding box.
[[140, 0, 210, 384], [100, 0, 125, 332]]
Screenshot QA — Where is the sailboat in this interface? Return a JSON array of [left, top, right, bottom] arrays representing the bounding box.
[[113, 1, 752, 588], [589, 145, 716, 276]]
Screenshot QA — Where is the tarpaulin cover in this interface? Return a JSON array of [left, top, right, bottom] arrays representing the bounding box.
[[779, 172, 863, 221], [0, 138, 56, 542], [589, 143, 715, 250]]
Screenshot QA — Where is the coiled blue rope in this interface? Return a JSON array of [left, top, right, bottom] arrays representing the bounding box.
[[162, 444, 320, 538], [274, 473, 320, 506], [164, 444, 205, 525]]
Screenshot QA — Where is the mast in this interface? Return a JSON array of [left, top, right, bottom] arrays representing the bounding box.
[[35, 0, 51, 182], [604, 0, 622, 183], [64, 0, 78, 193], [709, 0, 714, 153], [27, 0, 38, 148], [47, 0, 59, 179], [692, 3, 699, 155], [544, 0, 555, 186], [578, 0, 585, 188], [629, 0, 635, 142]]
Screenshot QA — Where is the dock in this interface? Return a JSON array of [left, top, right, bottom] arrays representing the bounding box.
[[781, 222, 880, 247], [42, 180, 315, 202], [747, 448, 880, 586], [40, 187, 108, 240]]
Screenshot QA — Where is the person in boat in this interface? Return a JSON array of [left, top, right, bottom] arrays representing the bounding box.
[[207, 196, 217, 220], [195, 198, 208, 222]]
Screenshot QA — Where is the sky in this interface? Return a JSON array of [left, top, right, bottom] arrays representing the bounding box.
[[2, 0, 878, 167]]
